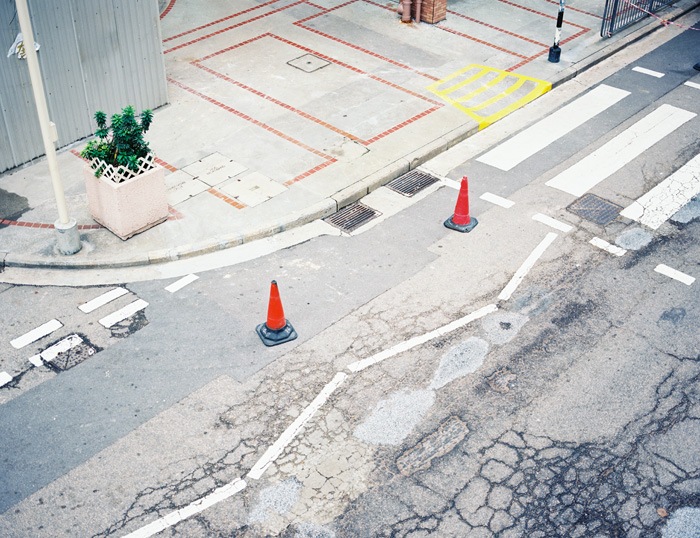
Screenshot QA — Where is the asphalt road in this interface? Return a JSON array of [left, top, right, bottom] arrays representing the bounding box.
[[0, 18, 699, 538]]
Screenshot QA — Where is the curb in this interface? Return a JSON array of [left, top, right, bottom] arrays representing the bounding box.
[[4, 3, 698, 271]]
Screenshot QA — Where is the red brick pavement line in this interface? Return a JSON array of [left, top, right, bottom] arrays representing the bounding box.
[[507, 26, 589, 71], [160, 0, 177, 20], [192, 61, 369, 145], [365, 105, 442, 144], [298, 0, 440, 81], [0, 219, 102, 231], [194, 34, 442, 144], [206, 188, 247, 210], [446, 10, 549, 47], [163, 0, 304, 54], [163, 0, 281, 42], [167, 77, 336, 182], [269, 34, 444, 106], [284, 156, 336, 186], [498, 0, 591, 33], [542, 0, 603, 19]]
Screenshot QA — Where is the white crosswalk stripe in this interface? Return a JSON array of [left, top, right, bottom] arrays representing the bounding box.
[[477, 84, 630, 172], [546, 104, 696, 197], [620, 152, 700, 229]]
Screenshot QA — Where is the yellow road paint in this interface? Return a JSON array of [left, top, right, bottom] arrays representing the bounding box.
[[428, 65, 551, 129]]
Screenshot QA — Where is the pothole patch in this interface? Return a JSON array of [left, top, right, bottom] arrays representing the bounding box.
[[481, 312, 529, 345], [249, 478, 302, 524], [615, 227, 653, 250], [354, 389, 435, 446], [396, 416, 469, 476], [430, 337, 489, 390]]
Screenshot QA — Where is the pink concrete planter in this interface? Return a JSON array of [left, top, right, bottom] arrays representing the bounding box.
[[83, 162, 168, 240]]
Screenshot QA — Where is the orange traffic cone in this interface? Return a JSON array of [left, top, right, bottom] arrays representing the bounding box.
[[444, 176, 478, 232], [256, 280, 298, 346]]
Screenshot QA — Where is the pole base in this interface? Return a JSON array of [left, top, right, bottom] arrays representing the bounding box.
[[444, 216, 478, 233], [256, 320, 298, 347], [54, 218, 82, 255], [548, 45, 561, 63]]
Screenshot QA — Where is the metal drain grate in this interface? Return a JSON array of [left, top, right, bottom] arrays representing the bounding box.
[[325, 202, 380, 233], [387, 170, 440, 197], [567, 193, 623, 225]]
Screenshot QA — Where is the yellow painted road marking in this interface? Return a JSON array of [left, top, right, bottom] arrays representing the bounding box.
[[428, 64, 551, 129]]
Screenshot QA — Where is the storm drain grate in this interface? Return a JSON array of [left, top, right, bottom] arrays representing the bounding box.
[[387, 170, 440, 197], [567, 193, 623, 225], [325, 202, 380, 233]]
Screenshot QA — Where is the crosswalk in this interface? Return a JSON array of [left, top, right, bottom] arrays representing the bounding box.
[[1, 274, 200, 394]]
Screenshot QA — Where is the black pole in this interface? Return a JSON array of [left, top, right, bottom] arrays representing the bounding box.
[[548, 0, 566, 63]]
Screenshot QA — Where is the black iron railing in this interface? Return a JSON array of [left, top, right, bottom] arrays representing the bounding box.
[[601, 0, 675, 37]]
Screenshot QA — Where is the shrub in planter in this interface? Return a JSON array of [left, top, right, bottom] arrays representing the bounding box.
[[81, 106, 168, 240]]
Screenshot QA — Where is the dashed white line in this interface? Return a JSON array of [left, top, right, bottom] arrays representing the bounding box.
[[39, 334, 84, 363], [79, 287, 129, 313], [477, 84, 630, 171], [655, 264, 695, 285], [620, 152, 700, 229], [0, 371, 12, 387], [98, 299, 149, 328], [532, 213, 572, 232], [165, 274, 199, 293], [546, 104, 696, 196], [247, 372, 348, 480], [10, 319, 63, 349], [480, 192, 515, 208], [632, 66, 664, 78], [124, 478, 246, 538], [590, 237, 627, 256], [347, 304, 498, 373], [498, 232, 558, 301], [685, 81, 700, 90], [28, 355, 43, 367]]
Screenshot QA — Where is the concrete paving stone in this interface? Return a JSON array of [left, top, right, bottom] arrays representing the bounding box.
[[182, 152, 247, 186]]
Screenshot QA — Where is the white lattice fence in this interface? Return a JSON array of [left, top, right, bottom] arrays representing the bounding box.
[[87, 153, 157, 183]]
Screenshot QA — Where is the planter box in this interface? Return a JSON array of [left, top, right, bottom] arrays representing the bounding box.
[[415, 0, 447, 23], [83, 162, 168, 240]]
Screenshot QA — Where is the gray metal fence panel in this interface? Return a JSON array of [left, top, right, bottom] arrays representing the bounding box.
[[0, 0, 167, 174], [601, 0, 676, 37]]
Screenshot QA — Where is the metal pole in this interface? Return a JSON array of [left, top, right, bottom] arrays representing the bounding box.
[[548, 0, 566, 63], [15, 0, 81, 254]]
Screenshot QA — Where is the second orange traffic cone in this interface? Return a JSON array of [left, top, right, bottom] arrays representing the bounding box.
[[444, 176, 478, 233], [256, 280, 298, 346]]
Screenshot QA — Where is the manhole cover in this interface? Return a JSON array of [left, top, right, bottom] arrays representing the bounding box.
[[287, 54, 330, 73], [567, 193, 622, 225], [387, 170, 440, 197], [324, 202, 380, 232]]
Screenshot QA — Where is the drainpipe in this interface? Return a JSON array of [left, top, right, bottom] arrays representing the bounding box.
[[399, 0, 412, 22], [15, 0, 81, 254], [414, 0, 422, 23]]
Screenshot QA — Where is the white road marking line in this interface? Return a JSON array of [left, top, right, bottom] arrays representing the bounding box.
[[28, 355, 43, 367], [124, 478, 246, 538], [248, 373, 348, 480], [347, 304, 498, 373], [532, 213, 572, 232], [655, 264, 695, 285], [590, 237, 627, 256], [40, 334, 84, 363], [98, 299, 148, 328], [632, 66, 664, 78], [165, 273, 199, 293], [477, 84, 630, 171], [546, 105, 696, 196], [620, 153, 700, 229], [0, 371, 12, 387], [480, 192, 515, 208], [79, 287, 129, 313], [441, 177, 461, 190], [499, 232, 558, 301], [10, 319, 63, 349], [685, 81, 700, 90]]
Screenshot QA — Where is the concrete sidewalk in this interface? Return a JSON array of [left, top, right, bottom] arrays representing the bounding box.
[[1, 0, 698, 270]]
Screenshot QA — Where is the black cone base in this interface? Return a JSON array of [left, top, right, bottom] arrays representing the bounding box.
[[548, 45, 561, 63], [444, 215, 478, 233], [256, 320, 298, 347]]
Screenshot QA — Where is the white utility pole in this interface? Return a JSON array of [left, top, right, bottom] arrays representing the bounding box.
[[15, 0, 81, 254]]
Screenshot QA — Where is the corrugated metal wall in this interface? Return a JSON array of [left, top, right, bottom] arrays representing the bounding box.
[[0, 0, 168, 174]]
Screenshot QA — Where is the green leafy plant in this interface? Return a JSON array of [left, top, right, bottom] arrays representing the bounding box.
[[81, 106, 154, 178]]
